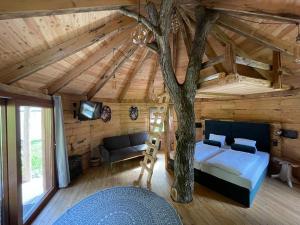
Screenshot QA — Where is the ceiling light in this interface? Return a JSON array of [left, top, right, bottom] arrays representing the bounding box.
[[132, 0, 148, 47], [132, 22, 149, 47]]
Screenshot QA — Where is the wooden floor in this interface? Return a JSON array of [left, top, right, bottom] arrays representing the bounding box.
[[33, 153, 300, 225]]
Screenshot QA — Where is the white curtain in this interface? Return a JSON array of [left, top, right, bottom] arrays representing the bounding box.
[[53, 96, 70, 188]]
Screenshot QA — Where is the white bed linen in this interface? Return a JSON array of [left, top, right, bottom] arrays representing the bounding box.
[[193, 142, 223, 170], [201, 151, 269, 190], [204, 150, 260, 176]]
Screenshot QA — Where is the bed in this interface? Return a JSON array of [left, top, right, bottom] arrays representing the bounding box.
[[169, 120, 270, 207]]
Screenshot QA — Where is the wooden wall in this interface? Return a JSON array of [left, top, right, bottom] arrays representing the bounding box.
[[61, 94, 154, 169], [196, 93, 300, 178]]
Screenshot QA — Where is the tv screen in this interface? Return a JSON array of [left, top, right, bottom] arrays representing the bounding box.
[[78, 101, 102, 121]]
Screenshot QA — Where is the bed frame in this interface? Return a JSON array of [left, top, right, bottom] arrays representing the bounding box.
[[168, 120, 270, 207]]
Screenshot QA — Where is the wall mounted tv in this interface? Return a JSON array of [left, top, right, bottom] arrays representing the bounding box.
[[78, 101, 102, 121]]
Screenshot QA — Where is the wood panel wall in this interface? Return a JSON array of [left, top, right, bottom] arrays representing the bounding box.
[[61, 94, 156, 169], [196, 94, 300, 178]]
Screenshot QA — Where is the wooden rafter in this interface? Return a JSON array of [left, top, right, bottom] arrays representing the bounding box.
[[0, 16, 134, 84], [118, 49, 151, 101], [0, 83, 51, 100], [179, 8, 274, 80], [211, 26, 273, 80], [0, 0, 160, 20], [272, 51, 283, 88], [205, 38, 227, 73], [145, 55, 159, 101], [196, 0, 300, 22], [47, 29, 133, 95], [224, 44, 237, 74], [87, 44, 138, 100], [176, 6, 194, 34], [217, 15, 294, 56], [201, 55, 224, 70], [201, 55, 272, 71]]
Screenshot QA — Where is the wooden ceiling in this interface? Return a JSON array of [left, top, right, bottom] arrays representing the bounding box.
[[0, 0, 299, 101]]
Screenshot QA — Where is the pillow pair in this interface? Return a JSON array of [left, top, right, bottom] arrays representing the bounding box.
[[232, 138, 257, 154]]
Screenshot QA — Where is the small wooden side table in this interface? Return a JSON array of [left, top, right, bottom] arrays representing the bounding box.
[[271, 157, 300, 188]]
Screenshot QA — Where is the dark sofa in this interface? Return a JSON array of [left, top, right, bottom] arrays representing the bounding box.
[[100, 132, 148, 165]]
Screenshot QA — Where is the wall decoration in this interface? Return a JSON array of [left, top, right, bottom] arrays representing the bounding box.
[[101, 105, 111, 122], [129, 106, 139, 120]]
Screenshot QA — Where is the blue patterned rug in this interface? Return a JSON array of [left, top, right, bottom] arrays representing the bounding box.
[[53, 186, 182, 225]]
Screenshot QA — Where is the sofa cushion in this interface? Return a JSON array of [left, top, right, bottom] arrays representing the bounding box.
[[103, 135, 131, 151], [110, 147, 143, 162], [129, 132, 148, 146], [133, 144, 148, 152]]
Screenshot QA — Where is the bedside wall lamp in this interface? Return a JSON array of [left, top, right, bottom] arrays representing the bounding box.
[[275, 129, 298, 139]]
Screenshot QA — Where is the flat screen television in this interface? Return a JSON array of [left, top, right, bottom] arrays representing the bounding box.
[[78, 101, 102, 121]]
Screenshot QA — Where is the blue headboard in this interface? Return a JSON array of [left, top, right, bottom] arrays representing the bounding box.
[[205, 120, 270, 153]]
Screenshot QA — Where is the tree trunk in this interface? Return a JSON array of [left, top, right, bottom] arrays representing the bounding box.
[[171, 96, 195, 203], [119, 0, 218, 204]]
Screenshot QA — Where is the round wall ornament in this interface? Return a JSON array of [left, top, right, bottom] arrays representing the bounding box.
[[101, 105, 111, 122], [129, 106, 139, 120]]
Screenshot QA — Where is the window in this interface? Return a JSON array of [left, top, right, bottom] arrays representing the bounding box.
[[149, 107, 164, 132]]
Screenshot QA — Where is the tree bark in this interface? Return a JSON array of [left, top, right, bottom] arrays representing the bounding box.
[[120, 0, 218, 203]]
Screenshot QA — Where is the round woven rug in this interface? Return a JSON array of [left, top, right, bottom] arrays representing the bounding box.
[[53, 186, 182, 225]]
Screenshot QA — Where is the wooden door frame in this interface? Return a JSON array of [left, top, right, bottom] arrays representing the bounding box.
[[0, 99, 9, 225], [6, 100, 23, 225]]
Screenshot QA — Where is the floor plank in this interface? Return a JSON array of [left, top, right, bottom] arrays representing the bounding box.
[[32, 153, 300, 225]]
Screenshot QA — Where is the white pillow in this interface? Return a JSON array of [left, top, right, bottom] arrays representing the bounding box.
[[209, 134, 226, 146], [234, 138, 256, 148]]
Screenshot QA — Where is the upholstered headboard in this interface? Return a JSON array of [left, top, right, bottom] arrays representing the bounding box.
[[204, 120, 270, 153]]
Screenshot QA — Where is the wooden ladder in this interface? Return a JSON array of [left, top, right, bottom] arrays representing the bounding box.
[[134, 93, 170, 188]]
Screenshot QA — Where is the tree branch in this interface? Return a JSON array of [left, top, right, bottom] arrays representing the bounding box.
[[155, 0, 182, 101], [119, 7, 161, 36], [159, 0, 173, 37], [145, 1, 159, 27], [184, 7, 219, 98]]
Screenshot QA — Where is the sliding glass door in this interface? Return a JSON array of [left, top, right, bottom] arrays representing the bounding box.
[[18, 106, 54, 223], [0, 98, 55, 225]]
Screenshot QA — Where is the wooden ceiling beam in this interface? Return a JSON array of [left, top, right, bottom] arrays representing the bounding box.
[[0, 83, 51, 101], [201, 55, 272, 71], [118, 49, 151, 101], [196, 0, 300, 22], [0, 16, 134, 85], [224, 44, 237, 74], [86, 44, 138, 100], [205, 39, 227, 73], [47, 30, 133, 95], [145, 55, 159, 101], [176, 6, 194, 35], [211, 26, 273, 81], [201, 55, 225, 70], [272, 51, 283, 88], [217, 15, 294, 56], [0, 1, 160, 20]]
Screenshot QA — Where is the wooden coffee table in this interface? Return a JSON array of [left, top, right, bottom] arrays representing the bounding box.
[[271, 157, 300, 188]]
